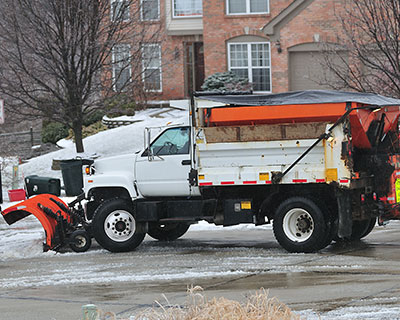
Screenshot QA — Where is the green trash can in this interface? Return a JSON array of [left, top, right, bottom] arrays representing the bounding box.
[[60, 159, 84, 196], [25, 175, 61, 197]]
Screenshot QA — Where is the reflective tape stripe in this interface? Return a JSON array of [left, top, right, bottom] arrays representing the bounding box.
[[265, 180, 272, 184], [293, 179, 307, 183], [199, 182, 213, 186], [340, 179, 349, 183], [221, 181, 235, 185], [316, 179, 326, 183], [243, 181, 257, 185]]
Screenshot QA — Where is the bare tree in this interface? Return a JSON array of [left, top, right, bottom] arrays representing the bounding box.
[[322, 0, 400, 98], [0, 0, 162, 152]]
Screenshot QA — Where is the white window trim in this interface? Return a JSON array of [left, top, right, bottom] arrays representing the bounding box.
[[172, 0, 203, 19], [112, 44, 132, 92], [226, 0, 270, 15], [110, 0, 130, 22], [140, 0, 160, 21], [142, 43, 163, 93], [227, 41, 272, 93]]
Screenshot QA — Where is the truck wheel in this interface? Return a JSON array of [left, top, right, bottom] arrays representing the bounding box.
[[361, 217, 376, 238], [334, 217, 376, 242], [148, 223, 190, 241], [351, 217, 376, 240], [69, 230, 92, 253], [273, 197, 333, 253], [92, 198, 145, 252]]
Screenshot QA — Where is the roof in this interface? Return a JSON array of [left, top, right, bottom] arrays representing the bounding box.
[[195, 90, 400, 108], [262, 0, 315, 39]]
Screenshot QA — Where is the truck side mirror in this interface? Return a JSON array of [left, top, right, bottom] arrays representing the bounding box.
[[147, 149, 154, 161], [145, 127, 154, 161]]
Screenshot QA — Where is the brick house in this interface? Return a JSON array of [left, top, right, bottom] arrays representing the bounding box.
[[114, 0, 345, 101]]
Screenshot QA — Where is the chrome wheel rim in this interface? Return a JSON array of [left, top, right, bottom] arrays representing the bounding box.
[[104, 210, 135, 242], [75, 235, 87, 248], [282, 208, 314, 242]]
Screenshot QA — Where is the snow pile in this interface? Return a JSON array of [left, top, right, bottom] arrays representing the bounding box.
[[190, 221, 272, 231], [0, 216, 45, 261], [0, 156, 20, 200]]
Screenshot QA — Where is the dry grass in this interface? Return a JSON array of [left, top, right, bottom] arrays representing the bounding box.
[[132, 286, 301, 320]]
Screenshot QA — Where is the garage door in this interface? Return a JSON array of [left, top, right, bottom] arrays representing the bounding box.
[[289, 50, 346, 91], [289, 51, 329, 91]]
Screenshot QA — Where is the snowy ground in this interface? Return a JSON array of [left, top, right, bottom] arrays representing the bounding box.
[[1, 107, 400, 319]]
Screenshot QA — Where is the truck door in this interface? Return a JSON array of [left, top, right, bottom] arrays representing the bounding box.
[[135, 126, 193, 197]]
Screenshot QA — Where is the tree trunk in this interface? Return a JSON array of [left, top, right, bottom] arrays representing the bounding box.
[[73, 120, 84, 153]]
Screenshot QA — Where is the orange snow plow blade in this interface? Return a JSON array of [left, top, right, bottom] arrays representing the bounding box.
[[1, 194, 73, 251]]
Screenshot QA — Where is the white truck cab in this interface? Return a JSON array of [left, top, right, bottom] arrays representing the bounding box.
[[135, 126, 200, 197]]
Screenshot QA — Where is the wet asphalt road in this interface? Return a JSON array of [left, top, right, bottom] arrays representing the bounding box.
[[1, 223, 400, 319]]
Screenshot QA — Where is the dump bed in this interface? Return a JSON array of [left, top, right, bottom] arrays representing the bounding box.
[[193, 90, 400, 188]]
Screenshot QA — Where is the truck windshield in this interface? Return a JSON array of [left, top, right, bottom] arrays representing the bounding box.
[[148, 127, 190, 156]]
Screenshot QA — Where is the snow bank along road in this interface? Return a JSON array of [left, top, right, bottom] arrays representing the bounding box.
[[1, 218, 400, 319]]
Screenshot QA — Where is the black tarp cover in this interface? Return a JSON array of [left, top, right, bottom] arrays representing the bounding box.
[[196, 90, 400, 108]]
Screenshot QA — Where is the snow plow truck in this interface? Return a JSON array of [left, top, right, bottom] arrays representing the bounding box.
[[3, 90, 400, 253]]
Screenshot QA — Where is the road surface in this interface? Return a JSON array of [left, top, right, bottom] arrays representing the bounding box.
[[1, 219, 400, 319]]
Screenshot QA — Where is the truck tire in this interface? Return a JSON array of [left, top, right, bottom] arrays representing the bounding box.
[[69, 230, 92, 253], [351, 217, 376, 240], [334, 217, 376, 242], [148, 223, 190, 241], [92, 198, 145, 252], [273, 197, 333, 253], [361, 217, 376, 238]]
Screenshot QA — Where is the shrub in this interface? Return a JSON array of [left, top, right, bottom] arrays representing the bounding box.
[[133, 287, 300, 320], [67, 121, 107, 141], [83, 110, 104, 126], [41, 122, 69, 144], [82, 121, 107, 139], [201, 71, 252, 93], [104, 94, 137, 117]]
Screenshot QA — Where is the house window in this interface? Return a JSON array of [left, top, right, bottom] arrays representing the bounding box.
[[112, 44, 131, 91], [111, 0, 130, 21], [228, 42, 271, 92], [141, 0, 160, 21], [142, 44, 162, 91], [227, 0, 269, 15], [173, 0, 202, 17]]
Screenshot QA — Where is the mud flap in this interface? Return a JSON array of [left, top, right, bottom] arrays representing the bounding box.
[[1, 194, 73, 251], [337, 191, 352, 239]]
